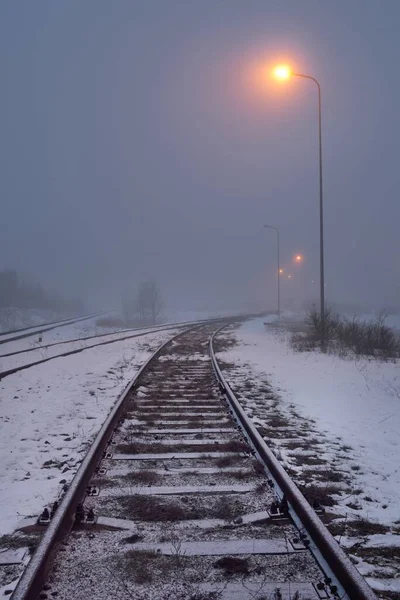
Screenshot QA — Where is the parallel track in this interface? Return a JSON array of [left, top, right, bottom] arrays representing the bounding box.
[[10, 324, 376, 600], [0, 317, 237, 380], [0, 313, 104, 345]]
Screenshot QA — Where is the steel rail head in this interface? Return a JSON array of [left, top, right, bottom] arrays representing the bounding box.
[[12, 322, 211, 600], [209, 326, 377, 600]]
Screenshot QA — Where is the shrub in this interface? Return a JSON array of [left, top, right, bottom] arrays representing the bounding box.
[[292, 307, 399, 360], [96, 316, 125, 328]]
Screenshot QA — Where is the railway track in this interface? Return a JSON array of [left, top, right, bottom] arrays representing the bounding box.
[[0, 313, 104, 345], [10, 323, 376, 600], [0, 317, 235, 380]]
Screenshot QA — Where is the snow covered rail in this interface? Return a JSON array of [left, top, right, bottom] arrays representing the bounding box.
[[0, 322, 191, 380], [210, 325, 377, 600], [0, 317, 240, 380], [0, 312, 104, 345], [10, 324, 201, 600], [10, 319, 346, 600]]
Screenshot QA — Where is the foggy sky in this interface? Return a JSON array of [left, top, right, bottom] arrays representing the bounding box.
[[1, 1, 400, 313]]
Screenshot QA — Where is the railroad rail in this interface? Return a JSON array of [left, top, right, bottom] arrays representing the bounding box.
[[9, 323, 376, 600], [0, 315, 239, 359], [0, 312, 104, 345], [0, 316, 238, 380]]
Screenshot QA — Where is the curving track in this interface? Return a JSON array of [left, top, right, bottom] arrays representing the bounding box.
[[10, 323, 376, 600]]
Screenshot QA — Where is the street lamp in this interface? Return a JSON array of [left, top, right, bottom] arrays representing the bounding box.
[[264, 224, 280, 317], [272, 64, 325, 332]]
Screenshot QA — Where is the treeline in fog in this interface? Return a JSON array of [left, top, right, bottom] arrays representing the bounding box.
[[0, 269, 84, 314]]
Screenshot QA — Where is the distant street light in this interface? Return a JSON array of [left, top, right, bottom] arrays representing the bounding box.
[[264, 224, 280, 317], [273, 64, 325, 334]]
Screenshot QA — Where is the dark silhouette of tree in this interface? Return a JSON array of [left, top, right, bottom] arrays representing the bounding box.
[[135, 281, 163, 325]]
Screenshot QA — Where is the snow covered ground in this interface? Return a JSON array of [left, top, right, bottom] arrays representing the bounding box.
[[226, 317, 400, 525], [0, 314, 119, 354], [0, 308, 76, 334], [0, 327, 179, 537], [0, 323, 182, 373], [217, 317, 400, 597], [0, 311, 229, 360]]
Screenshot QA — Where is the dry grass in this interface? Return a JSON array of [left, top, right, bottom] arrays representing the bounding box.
[[122, 550, 160, 583], [266, 415, 291, 428], [215, 455, 238, 468], [314, 469, 347, 483], [331, 517, 390, 537], [118, 495, 189, 521], [96, 316, 125, 328], [213, 496, 241, 521], [356, 545, 400, 562], [290, 455, 326, 467], [229, 469, 253, 480], [122, 470, 161, 485], [212, 334, 237, 354], [298, 484, 340, 507], [214, 556, 249, 576]]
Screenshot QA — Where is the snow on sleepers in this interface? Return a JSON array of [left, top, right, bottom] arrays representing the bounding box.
[[0, 549, 27, 565], [106, 465, 250, 476], [126, 438, 234, 446], [148, 419, 232, 426], [130, 428, 233, 434], [137, 412, 225, 418], [96, 511, 271, 532], [199, 582, 323, 600], [100, 483, 256, 496], [123, 539, 298, 556], [134, 403, 222, 410], [112, 451, 245, 460]]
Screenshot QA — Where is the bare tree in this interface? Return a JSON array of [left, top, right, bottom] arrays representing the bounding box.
[[135, 281, 163, 325]]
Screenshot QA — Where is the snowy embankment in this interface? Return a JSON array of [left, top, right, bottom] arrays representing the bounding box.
[[218, 317, 400, 597], [0, 323, 177, 373], [0, 308, 72, 334], [0, 314, 116, 354], [0, 327, 178, 537]]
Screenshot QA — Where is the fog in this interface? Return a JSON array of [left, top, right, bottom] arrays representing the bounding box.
[[1, 1, 400, 316]]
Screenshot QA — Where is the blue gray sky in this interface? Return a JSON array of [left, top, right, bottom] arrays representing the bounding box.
[[1, 1, 400, 312]]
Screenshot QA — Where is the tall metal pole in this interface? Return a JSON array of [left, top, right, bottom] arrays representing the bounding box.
[[293, 73, 325, 330], [264, 225, 280, 317]]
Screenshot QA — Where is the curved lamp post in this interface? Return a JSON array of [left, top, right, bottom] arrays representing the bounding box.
[[264, 224, 280, 318], [273, 65, 325, 331]]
